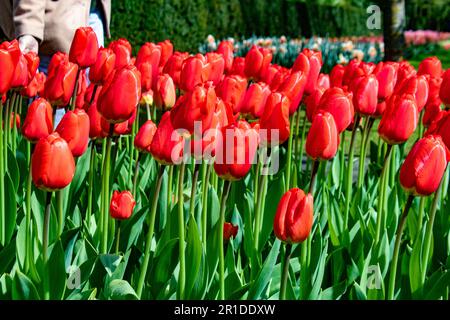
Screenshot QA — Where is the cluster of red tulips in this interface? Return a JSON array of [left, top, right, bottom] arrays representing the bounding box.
[[0, 26, 449, 300]]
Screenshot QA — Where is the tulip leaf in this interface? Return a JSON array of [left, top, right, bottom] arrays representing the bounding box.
[[4, 173, 17, 245], [47, 240, 67, 300], [185, 215, 202, 299], [106, 279, 138, 300], [0, 273, 13, 300], [151, 238, 179, 296], [7, 148, 19, 192], [0, 238, 16, 275], [15, 218, 27, 270], [12, 271, 40, 300]]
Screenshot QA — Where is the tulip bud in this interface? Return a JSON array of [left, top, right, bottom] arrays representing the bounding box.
[[75, 70, 88, 109], [397, 75, 429, 112], [244, 45, 272, 80], [157, 39, 174, 68], [24, 51, 40, 82], [350, 74, 378, 116], [216, 41, 234, 73], [278, 71, 307, 115], [374, 61, 398, 101], [417, 56, 442, 79], [214, 120, 259, 181], [316, 87, 354, 133], [269, 67, 289, 91], [223, 222, 238, 242], [273, 188, 313, 243], [135, 42, 161, 91], [423, 77, 442, 126], [21, 72, 46, 98], [305, 87, 326, 122], [206, 52, 225, 85], [228, 57, 245, 77], [216, 75, 247, 113], [240, 82, 271, 119], [306, 111, 339, 160], [399, 135, 447, 196], [89, 48, 116, 85], [110, 190, 136, 220], [87, 100, 108, 139], [425, 111, 450, 158], [329, 64, 345, 88], [260, 64, 280, 86], [0, 40, 21, 94], [108, 38, 132, 69], [31, 132, 76, 191], [163, 51, 189, 87], [260, 92, 291, 146], [150, 111, 184, 165], [154, 74, 176, 110], [55, 109, 90, 157], [378, 94, 418, 145], [97, 64, 141, 123], [44, 52, 79, 107], [134, 120, 157, 153], [394, 61, 417, 92], [179, 54, 211, 92], [293, 49, 322, 95], [69, 27, 99, 68], [21, 98, 53, 142], [440, 69, 450, 107], [342, 59, 362, 86], [11, 54, 28, 89], [317, 73, 330, 89]]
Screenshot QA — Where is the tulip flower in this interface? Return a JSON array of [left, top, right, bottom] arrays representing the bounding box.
[[214, 120, 259, 181], [397, 75, 429, 112], [394, 61, 417, 92], [154, 74, 176, 110], [342, 59, 362, 86], [170, 82, 216, 134], [422, 77, 442, 125], [31, 132, 76, 191], [157, 39, 174, 68], [216, 40, 234, 73], [74, 70, 87, 109], [11, 54, 28, 89], [261, 64, 280, 86], [21, 71, 46, 98], [206, 52, 225, 85], [150, 111, 184, 165], [134, 120, 157, 153], [269, 67, 289, 91], [277, 71, 307, 115], [350, 74, 378, 116], [69, 27, 99, 68], [110, 190, 136, 220], [135, 42, 161, 91], [223, 222, 238, 242], [306, 111, 339, 160], [240, 82, 271, 119], [274, 188, 313, 243], [55, 108, 90, 157], [24, 52, 40, 82], [378, 94, 418, 145], [374, 61, 398, 101], [426, 111, 450, 157], [0, 40, 21, 94], [244, 45, 272, 80], [316, 87, 354, 132], [108, 38, 132, 69], [305, 87, 326, 122], [229, 57, 245, 77], [89, 48, 116, 85], [329, 64, 345, 88], [163, 51, 189, 87], [43, 52, 79, 107], [317, 73, 330, 89], [87, 101, 108, 139], [179, 54, 211, 92], [417, 56, 442, 79], [259, 92, 291, 146], [216, 75, 247, 113], [293, 49, 322, 95], [440, 69, 450, 107], [399, 135, 447, 196], [21, 98, 53, 142], [97, 64, 141, 123]]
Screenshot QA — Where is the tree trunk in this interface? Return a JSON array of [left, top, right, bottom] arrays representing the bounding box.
[[383, 0, 406, 61]]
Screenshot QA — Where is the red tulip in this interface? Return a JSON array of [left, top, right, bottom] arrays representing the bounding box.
[[21, 72, 46, 98], [317, 73, 330, 89], [69, 27, 99, 68], [350, 74, 378, 116], [394, 61, 416, 92], [150, 111, 184, 165], [329, 64, 345, 88], [179, 54, 211, 92], [75, 70, 88, 109], [423, 103, 443, 128], [11, 54, 28, 89], [374, 61, 398, 101], [423, 77, 442, 125], [244, 45, 272, 80], [240, 82, 271, 119], [135, 42, 161, 91], [108, 38, 132, 69], [305, 87, 326, 122], [0, 40, 21, 94], [170, 82, 216, 133], [110, 190, 136, 220], [55, 108, 90, 157], [89, 48, 116, 85], [425, 111, 450, 158], [163, 51, 189, 87], [44, 52, 79, 106], [216, 41, 234, 73], [277, 71, 307, 115], [293, 49, 322, 95], [214, 120, 259, 181], [440, 69, 450, 107], [273, 188, 313, 243], [206, 52, 225, 85], [342, 59, 362, 86], [21, 98, 53, 142], [259, 92, 291, 146], [134, 120, 157, 153], [24, 52, 40, 82], [261, 64, 280, 86], [306, 111, 339, 160], [316, 87, 354, 132], [87, 100, 108, 139], [228, 57, 245, 77], [378, 94, 418, 145], [31, 132, 76, 191], [157, 40, 174, 68], [223, 222, 238, 242], [269, 67, 289, 91], [216, 75, 247, 113], [108, 109, 136, 136], [97, 64, 141, 123], [417, 56, 442, 79], [397, 75, 429, 112], [153, 74, 175, 110], [399, 135, 447, 196]]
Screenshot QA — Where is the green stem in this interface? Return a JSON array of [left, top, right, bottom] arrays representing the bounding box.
[[177, 162, 186, 300], [101, 126, 114, 253], [417, 197, 426, 240], [0, 99, 4, 245], [70, 69, 81, 110], [57, 190, 64, 237], [87, 142, 96, 221], [132, 153, 142, 197], [279, 243, 292, 300], [421, 173, 446, 285], [43, 191, 52, 300], [219, 180, 232, 300], [115, 221, 121, 255], [375, 144, 393, 244], [136, 165, 165, 299], [357, 117, 373, 189], [298, 112, 307, 168], [146, 103, 151, 120], [167, 165, 174, 213], [388, 194, 414, 300], [309, 160, 320, 195], [293, 110, 302, 160], [285, 118, 295, 191], [201, 164, 212, 245], [12, 95, 19, 153], [339, 131, 346, 191], [24, 143, 32, 272], [189, 164, 200, 217], [344, 115, 360, 228]]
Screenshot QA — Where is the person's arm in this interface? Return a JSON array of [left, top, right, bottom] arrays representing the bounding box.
[[13, 0, 46, 53]]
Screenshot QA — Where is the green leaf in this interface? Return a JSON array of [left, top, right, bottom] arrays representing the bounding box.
[[106, 279, 138, 300], [0, 237, 16, 274], [16, 218, 27, 270], [424, 269, 450, 300], [185, 215, 202, 299], [151, 238, 179, 296], [12, 271, 40, 300], [47, 240, 67, 300], [4, 173, 17, 244], [0, 273, 13, 299], [99, 254, 122, 276], [260, 177, 285, 250], [7, 148, 19, 192]]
